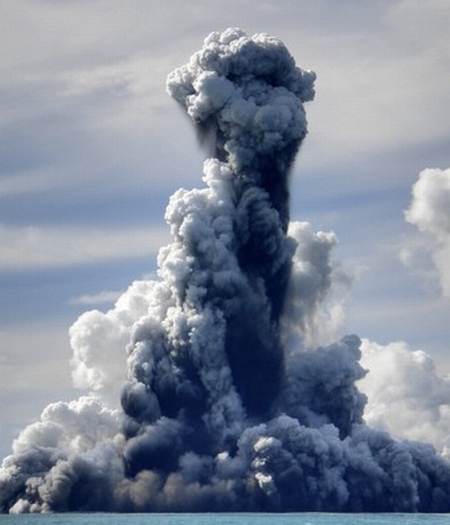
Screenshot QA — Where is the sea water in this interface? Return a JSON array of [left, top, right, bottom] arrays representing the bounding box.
[[0, 514, 449, 525]]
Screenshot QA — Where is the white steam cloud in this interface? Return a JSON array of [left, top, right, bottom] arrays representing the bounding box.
[[1, 28, 450, 514]]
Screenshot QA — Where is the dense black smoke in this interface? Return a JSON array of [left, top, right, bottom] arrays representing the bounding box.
[[1, 28, 450, 513]]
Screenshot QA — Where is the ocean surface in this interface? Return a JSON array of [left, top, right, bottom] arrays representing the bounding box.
[[0, 514, 449, 525]]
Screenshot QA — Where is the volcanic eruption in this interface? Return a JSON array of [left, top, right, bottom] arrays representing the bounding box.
[[1, 28, 450, 513]]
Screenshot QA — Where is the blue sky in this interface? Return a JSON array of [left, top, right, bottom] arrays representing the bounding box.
[[1, 0, 449, 459]]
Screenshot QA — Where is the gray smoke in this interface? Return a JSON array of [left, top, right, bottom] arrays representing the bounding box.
[[1, 28, 450, 513]]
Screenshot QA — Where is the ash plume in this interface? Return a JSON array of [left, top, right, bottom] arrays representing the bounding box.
[[1, 28, 450, 513]]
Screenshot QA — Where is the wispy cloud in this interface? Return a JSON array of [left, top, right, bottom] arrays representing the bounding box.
[[0, 224, 169, 271], [69, 290, 123, 306], [0, 169, 66, 197]]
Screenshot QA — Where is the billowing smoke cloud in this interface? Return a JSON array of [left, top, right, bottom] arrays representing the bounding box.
[[1, 28, 450, 513]]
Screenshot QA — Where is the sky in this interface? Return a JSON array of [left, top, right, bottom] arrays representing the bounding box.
[[0, 0, 449, 462]]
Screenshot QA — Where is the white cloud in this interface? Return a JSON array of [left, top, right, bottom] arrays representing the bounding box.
[[403, 168, 450, 297], [0, 224, 169, 271], [405, 168, 450, 237], [359, 338, 450, 458], [0, 322, 77, 458]]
